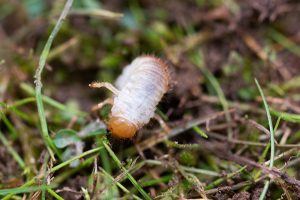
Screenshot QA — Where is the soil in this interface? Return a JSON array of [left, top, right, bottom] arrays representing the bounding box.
[[1, 0, 300, 199]]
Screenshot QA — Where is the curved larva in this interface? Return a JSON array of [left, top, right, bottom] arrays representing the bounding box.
[[108, 56, 170, 139]]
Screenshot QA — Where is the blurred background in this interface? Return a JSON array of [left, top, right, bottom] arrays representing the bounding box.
[[1, 0, 300, 110], [1, 0, 300, 199]]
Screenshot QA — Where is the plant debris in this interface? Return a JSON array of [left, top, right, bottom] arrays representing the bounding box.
[[1, 0, 300, 199]]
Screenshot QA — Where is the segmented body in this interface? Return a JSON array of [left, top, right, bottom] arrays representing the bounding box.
[[108, 56, 170, 138]]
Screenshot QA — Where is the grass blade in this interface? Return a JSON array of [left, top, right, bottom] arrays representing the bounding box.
[[0, 185, 52, 196], [50, 146, 102, 173], [191, 52, 233, 139], [0, 130, 25, 169], [103, 141, 152, 200], [255, 79, 275, 200], [34, 0, 74, 160]]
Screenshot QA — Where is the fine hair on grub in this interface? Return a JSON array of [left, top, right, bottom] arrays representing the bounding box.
[[89, 55, 170, 139]]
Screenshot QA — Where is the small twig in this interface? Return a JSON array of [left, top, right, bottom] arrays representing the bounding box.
[[47, 37, 78, 61], [136, 109, 235, 152], [207, 131, 300, 148], [241, 32, 291, 80], [200, 141, 300, 191], [205, 175, 267, 195], [69, 9, 123, 19], [145, 159, 220, 177], [248, 119, 271, 138]]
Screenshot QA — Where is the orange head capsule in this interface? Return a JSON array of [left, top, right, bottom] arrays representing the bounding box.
[[107, 117, 137, 139]]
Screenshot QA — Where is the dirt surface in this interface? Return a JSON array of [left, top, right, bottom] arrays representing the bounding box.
[[1, 0, 300, 199]]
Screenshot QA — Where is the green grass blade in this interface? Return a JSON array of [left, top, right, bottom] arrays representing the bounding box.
[[0, 185, 52, 196], [33, 0, 74, 160], [47, 188, 64, 200], [103, 142, 152, 200], [270, 109, 300, 123], [42, 153, 49, 200], [192, 125, 208, 138], [191, 52, 233, 138], [0, 111, 18, 138], [259, 180, 270, 200], [268, 28, 300, 57], [0, 130, 25, 169], [205, 166, 247, 190], [21, 83, 86, 117], [50, 146, 102, 173], [100, 168, 143, 200], [2, 179, 36, 199], [255, 79, 275, 200]]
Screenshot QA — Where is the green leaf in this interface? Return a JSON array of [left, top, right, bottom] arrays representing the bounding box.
[[78, 121, 107, 138], [54, 129, 80, 148], [84, 129, 107, 137], [61, 147, 81, 167]]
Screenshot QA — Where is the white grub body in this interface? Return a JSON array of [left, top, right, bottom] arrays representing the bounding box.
[[111, 56, 170, 128]]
